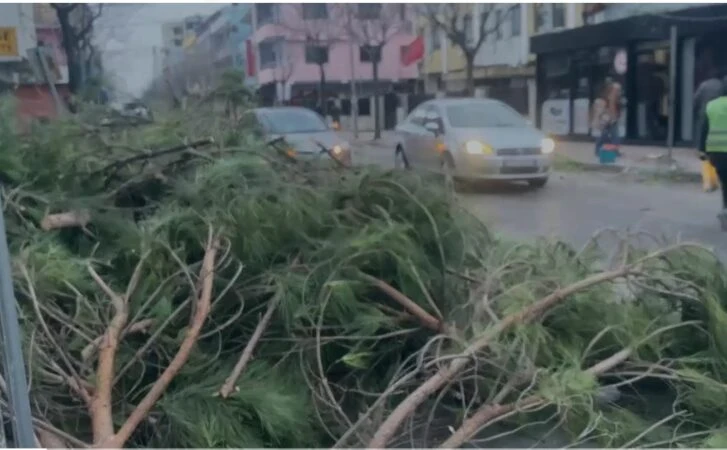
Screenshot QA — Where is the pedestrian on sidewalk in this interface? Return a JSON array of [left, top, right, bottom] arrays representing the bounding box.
[[699, 76, 727, 230], [592, 81, 623, 158], [694, 68, 723, 149]]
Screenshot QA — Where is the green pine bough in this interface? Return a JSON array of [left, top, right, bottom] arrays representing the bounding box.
[[2, 97, 727, 449]]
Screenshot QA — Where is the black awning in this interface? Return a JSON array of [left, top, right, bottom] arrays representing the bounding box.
[[531, 4, 727, 55]]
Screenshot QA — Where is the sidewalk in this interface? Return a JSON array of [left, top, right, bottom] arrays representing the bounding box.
[[341, 130, 702, 180]]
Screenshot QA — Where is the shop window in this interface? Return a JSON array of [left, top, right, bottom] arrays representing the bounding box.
[[358, 98, 371, 116], [511, 4, 521, 37], [341, 99, 351, 115]]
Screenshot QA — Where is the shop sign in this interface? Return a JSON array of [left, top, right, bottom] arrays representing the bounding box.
[[541, 99, 570, 136], [614, 49, 627, 75], [0, 27, 18, 57]]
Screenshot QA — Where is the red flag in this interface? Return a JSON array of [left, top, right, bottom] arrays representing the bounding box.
[[246, 40, 256, 77], [401, 35, 424, 67]]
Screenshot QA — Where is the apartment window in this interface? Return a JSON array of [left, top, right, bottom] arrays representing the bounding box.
[[305, 44, 329, 64], [399, 4, 406, 21], [358, 3, 382, 20], [495, 10, 502, 40], [359, 45, 381, 63], [552, 4, 566, 28], [463, 14, 473, 45], [259, 39, 280, 69], [511, 4, 521, 37], [173, 38, 183, 47], [302, 4, 328, 20], [173, 26, 183, 35], [431, 26, 441, 51], [257, 4, 279, 27]]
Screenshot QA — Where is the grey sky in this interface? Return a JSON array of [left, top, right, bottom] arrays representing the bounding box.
[[95, 3, 225, 99]]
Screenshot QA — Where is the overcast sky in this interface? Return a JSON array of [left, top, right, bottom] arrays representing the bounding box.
[[95, 3, 225, 99]]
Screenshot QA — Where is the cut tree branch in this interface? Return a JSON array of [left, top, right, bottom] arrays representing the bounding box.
[[438, 348, 634, 448], [366, 244, 687, 448], [361, 273, 445, 333], [218, 290, 281, 398], [98, 230, 220, 448], [87, 254, 146, 445]]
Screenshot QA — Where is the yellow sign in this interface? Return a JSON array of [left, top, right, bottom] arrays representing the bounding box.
[[0, 27, 18, 57]]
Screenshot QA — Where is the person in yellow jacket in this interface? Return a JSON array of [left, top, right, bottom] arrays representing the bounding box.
[[699, 77, 727, 230]]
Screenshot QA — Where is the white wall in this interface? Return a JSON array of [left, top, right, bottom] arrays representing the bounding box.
[[0, 4, 37, 63], [473, 4, 528, 69]]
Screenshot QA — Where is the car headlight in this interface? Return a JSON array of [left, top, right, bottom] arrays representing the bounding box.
[[332, 141, 349, 155], [464, 140, 493, 155], [541, 138, 555, 154]]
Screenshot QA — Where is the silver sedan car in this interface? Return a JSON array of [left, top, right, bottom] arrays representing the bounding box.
[[249, 106, 352, 166], [393, 98, 554, 188]]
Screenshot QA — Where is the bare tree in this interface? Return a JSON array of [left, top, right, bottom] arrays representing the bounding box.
[[272, 54, 295, 105], [422, 4, 515, 96], [52, 4, 103, 94], [280, 4, 340, 114], [340, 3, 408, 139]]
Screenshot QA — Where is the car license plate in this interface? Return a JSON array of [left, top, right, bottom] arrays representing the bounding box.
[[503, 159, 537, 168]]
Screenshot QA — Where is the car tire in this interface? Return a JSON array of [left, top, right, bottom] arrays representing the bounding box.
[[528, 178, 548, 189], [395, 145, 410, 170]]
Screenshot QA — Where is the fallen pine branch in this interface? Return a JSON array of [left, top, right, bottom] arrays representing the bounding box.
[[81, 319, 154, 363], [218, 289, 281, 398], [97, 229, 219, 448], [366, 244, 689, 448], [40, 210, 91, 231], [438, 348, 634, 448], [361, 273, 445, 334]]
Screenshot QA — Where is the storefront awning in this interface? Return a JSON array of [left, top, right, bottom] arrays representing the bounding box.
[[531, 3, 727, 55]]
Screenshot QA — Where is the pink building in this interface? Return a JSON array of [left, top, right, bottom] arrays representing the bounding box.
[[249, 3, 420, 130]]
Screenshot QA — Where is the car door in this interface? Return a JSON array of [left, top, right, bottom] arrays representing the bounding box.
[[419, 105, 446, 171], [396, 104, 429, 167]]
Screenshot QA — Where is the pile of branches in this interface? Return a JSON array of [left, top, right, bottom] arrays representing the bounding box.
[[3, 98, 727, 448]]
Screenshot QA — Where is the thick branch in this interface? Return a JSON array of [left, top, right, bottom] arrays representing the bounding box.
[[100, 231, 219, 448], [218, 291, 281, 398], [361, 273, 444, 333], [88, 255, 145, 445]]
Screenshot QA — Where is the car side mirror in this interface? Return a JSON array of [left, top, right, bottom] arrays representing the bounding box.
[[424, 121, 440, 135]]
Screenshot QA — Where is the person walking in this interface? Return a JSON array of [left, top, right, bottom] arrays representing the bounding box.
[[694, 68, 723, 149], [699, 76, 727, 230]]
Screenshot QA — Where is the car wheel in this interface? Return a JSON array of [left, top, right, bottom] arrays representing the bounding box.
[[395, 146, 409, 170], [528, 178, 548, 189]]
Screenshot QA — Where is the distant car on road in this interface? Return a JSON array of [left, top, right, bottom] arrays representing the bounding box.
[[393, 98, 555, 189], [247, 106, 352, 166]]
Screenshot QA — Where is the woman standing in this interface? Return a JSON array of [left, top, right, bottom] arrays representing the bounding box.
[[592, 81, 622, 157]]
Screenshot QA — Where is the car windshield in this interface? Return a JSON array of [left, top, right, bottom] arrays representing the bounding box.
[[261, 109, 328, 134], [446, 102, 527, 128]]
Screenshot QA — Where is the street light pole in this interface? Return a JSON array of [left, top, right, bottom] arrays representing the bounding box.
[[0, 195, 36, 448], [667, 25, 678, 164], [348, 7, 358, 139]]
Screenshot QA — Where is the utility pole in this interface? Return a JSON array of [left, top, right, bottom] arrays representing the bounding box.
[[667, 25, 678, 164], [348, 7, 358, 139], [0, 194, 36, 448]]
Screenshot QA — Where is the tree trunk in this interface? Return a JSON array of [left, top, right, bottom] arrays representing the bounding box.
[[56, 8, 82, 94], [372, 59, 380, 140], [318, 64, 327, 116], [465, 54, 475, 97]]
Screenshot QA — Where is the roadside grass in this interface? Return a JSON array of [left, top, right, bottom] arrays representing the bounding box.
[[553, 153, 700, 185]]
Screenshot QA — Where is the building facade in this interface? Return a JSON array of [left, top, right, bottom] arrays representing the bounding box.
[[420, 4, 584, 121], [249, 3, 419, 131], [531, 3, 727, 146]]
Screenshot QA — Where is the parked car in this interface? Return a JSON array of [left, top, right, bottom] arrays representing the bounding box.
[[393, 98, 555, 188], [248, 106, 352, 166]]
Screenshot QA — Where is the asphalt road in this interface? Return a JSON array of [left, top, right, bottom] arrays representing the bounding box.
[[355, 144, 727, 260]]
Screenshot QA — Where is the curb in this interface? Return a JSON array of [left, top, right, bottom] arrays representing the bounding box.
[[559, 159, 701, 183]]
